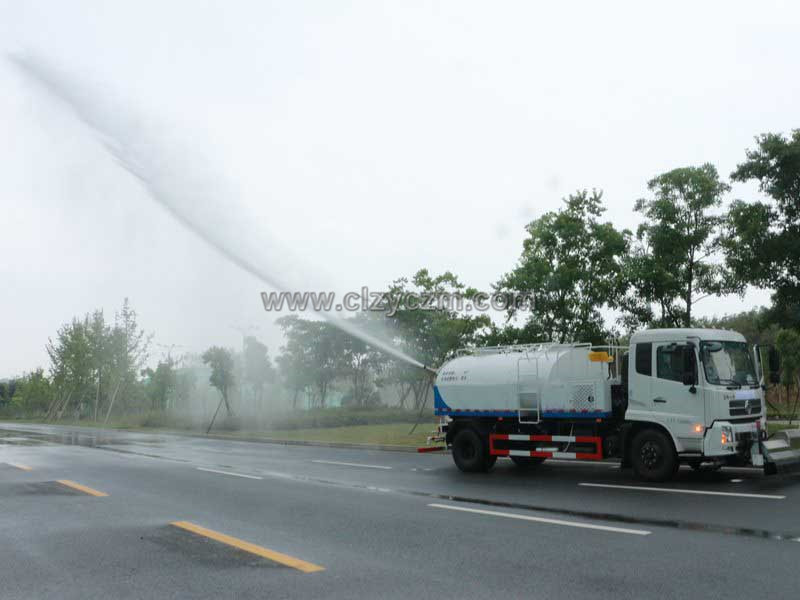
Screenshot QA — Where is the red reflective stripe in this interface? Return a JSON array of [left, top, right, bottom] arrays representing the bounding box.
[[576, 452, 600, 460], [530, 435, 552, 442], [493, 449, 510, 456], [532, 451, 553, 458], [577, 436, 603, 460], [494, 434, 509, 440]]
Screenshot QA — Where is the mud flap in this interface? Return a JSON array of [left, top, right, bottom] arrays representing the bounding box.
[[762, 429, 800, 475]]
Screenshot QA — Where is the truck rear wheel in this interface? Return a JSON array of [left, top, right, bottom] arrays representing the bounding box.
[[510, 456, 546, 468], [452, 428, 491, 473], [631, 429, 678, 482]]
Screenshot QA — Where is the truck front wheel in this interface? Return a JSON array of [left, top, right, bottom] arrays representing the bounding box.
[[630, 429, 678, 482], [452, 429, 491, 473]]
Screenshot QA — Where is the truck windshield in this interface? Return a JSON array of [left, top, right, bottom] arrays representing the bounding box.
[[700, 341, 757, 387]]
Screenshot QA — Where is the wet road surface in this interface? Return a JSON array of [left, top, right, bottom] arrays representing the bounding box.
[[1, 422, 799, 599]]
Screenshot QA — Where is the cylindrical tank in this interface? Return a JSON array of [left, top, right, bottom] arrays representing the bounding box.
[[434, 345, 613, 419]]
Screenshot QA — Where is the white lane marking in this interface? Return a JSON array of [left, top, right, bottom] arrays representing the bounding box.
[[730, 479, 743, 483], [579, 482, 785, 499], [545, 459, 618, 468], [429, 503, 651, 536], [311, 459, 392, 470], [196, 467, 263, 480]]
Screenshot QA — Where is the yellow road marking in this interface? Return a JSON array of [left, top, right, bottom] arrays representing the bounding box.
[[8, 463, 32, 471], [56, 479, 109, 497], [170, 521, 324, 573]]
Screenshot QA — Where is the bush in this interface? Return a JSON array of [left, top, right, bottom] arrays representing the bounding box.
[[266, 407, 421, 430]]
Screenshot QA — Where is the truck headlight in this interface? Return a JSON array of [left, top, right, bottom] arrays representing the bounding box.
[[721, 426, 734, 445]]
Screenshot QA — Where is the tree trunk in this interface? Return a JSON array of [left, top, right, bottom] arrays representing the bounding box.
[[94, 370, 101, 422], [104, 380, 123, 424]]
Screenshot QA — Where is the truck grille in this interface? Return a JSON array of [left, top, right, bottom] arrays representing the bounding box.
[[729, 398, 762, 416]]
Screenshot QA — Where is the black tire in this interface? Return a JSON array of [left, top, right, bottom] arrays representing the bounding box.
[[630, 429, 678, 482], [510, 456, 546, 468], [452, 428, 490, 473]]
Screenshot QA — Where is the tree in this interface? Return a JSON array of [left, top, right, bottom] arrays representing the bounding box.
[[242, 336, 275, 405], [202, 346, 236, 416], [275, 316, 339, 408], [383, 269, 490, 409], [495, 190, 629, 343], [86, 310, 109, 421], [335, 315, 386, 408], [12, 369, 53, 416], [46, 317, 93, 419], [142, 358, 176, 411], [274, 326, 315, 409], [102, 299, 151, 422], [693, 307, 779, 347], [724, 130, 800, 327], [775, 329, 800, 424], [623, 164, 736, 328]]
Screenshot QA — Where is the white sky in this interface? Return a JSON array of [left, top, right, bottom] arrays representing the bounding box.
[[1, 0, 797, 377]]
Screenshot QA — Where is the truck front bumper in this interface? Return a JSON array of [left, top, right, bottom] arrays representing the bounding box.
[[704, 421, 800, 474], [761, 429, 800, 475]]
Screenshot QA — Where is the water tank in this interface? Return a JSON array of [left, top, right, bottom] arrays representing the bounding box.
[[434, 345, 613, 419]]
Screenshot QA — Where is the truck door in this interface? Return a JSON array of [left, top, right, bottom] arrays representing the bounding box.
[[651, 342, 702, 452], [626, 342, 653, 419]]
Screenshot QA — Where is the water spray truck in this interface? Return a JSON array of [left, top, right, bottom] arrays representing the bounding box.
[[428, 328, 800, 481]]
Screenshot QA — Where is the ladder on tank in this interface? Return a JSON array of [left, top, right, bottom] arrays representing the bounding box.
[[517, 355, 540, 424]]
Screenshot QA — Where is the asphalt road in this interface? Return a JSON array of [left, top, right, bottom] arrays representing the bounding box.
[[1, 422, 799, 599]]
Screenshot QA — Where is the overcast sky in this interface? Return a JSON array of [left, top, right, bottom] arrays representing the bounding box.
[[1, 1, 798, 377]]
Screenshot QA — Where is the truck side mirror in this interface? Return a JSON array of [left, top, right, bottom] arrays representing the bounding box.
[[769, 347, 780, 374]]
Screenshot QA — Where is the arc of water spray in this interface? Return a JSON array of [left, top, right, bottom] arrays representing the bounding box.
[[10, 53, 436, 375]]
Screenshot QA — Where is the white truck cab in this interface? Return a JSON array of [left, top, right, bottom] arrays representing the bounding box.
[[626, 328, 766, 470]]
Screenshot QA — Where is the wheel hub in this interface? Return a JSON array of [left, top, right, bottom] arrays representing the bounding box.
[[640, 441, 661, 469]]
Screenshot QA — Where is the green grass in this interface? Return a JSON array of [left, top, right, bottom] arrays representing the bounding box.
[[222, 422, 434, 447], [0, 417, 437, 448], [767, 422, 800, 435]]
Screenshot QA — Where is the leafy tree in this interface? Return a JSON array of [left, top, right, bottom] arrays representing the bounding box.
[[384, 269, 490, 408], [100, 299, 151, 422], [495, 190, 629, 344], [242, 336, 275, 405], [334, 315, 386, 408], [46, 317, 94, 419], [274, 324, 316, 409], [142, 358, 176, 411], [174, 363, 197, 410], [202, 346, 236, 416], [693, 307, 779, 346], [275, 316, 339, 408], [724, 130, 800, 327], [622, 164, 736, 328], [86, 310, 109, 421], [776, 329, 800, 423], [12, 369, 53, 415]]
